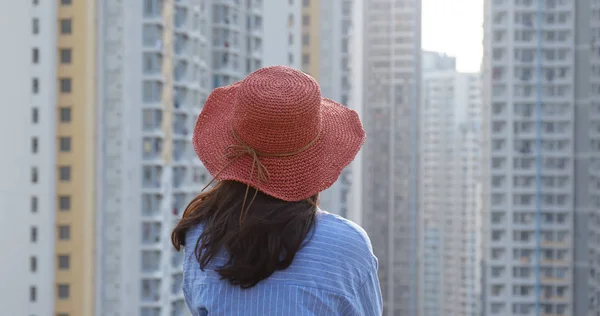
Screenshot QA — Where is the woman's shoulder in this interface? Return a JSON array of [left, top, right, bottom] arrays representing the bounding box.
[[310, 210, 377, 267]]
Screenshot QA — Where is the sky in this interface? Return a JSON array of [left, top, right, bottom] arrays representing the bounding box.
[[422, 0, 483, 72]]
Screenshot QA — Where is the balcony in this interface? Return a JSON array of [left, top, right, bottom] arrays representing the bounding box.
[[247, 0, 262, 14], [142, 166, 163, 189], [143, 138, 163, 163], [171, 273, 183, 294], [246, 14, 263, 37], [171, 250, 184, 268], [213, 3, 241, 28], [173, 140, 191, 163], [174, 7, 188, 31], [143, 24, 164, 51], [173, 113, 189, 139], [212, 52, 242, 76], [143, 80, 164, 105], [192, 166, 208, 186], [173, 60, 189, 83], [173, 193, 188, 215], [173, 166, 187, 189], [141, 279, 161, 302], [142, 250, 161, 273], [143, 109, 163, 132], [173, 87, 189, 112], [143, 0, 163, 22], [143, 53, 163, 79], [142, 222, 162, 245], [171, 299, 186, 316], [142, 193, 163, 217], [174, 33, 190, 58]]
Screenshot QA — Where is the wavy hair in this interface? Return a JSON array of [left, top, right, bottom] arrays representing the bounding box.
[[171, 180, 318, 289]]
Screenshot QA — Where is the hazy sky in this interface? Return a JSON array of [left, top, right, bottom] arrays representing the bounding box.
[[422, 0, 483, 72]]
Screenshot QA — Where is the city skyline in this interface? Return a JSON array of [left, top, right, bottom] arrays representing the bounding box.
[[7, 1, 600, 316]]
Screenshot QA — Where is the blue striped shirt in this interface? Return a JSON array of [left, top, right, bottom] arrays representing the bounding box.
[[182, 210, 382, 315]]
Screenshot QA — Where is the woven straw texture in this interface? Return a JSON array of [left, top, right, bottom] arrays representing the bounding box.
[[193, 66, 365, 202]]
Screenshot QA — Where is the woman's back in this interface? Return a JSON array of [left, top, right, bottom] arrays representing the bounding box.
[[183, 211, 381, 316], [174, 66, 380, 315]]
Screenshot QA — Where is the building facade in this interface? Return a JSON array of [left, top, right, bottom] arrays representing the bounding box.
[[299, 0, 360, 219], [357, 0, 422, 315], [96, 0, 210, 315], [482, 0, 600, 315], [419, 53, 482, 316], [0, 1, 58, 315], [1, 0, 294, 315], [263, 0, 301, 68]]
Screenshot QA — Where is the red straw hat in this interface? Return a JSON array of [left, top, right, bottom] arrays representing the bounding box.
[[193, 65, 365, 202]]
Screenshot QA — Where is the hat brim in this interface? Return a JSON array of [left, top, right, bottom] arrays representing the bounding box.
[[193, 83, 365, 202]]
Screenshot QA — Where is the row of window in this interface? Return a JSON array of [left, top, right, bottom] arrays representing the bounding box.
[[30, 166, 72, 183], [30, 137, 71, 154], [32, 78, 72, 94], [30, 0, 72, 315], [30, 225, 71, 243], [30, 255, 70, 272], [29, 283, 71, 302], [31, 195, 72, 213]]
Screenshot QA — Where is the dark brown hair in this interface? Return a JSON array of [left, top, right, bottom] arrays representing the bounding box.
[[171, 180, 318, 289]]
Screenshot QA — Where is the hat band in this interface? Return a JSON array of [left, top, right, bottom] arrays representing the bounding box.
[[201, 124, 321, 224]]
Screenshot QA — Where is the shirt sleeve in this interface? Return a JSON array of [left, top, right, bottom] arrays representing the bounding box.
[[354, 257, 383, 316]]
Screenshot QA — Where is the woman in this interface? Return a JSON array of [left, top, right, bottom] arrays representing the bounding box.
[[172, 66, 382, 315]]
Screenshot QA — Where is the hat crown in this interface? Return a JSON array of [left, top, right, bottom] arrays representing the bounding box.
[[232, 66, 322, 154]]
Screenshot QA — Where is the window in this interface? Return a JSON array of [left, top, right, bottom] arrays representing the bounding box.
[[302, 15, 310, 26], [31, 137, 38, 153], [32, 48, 39, 63], [61, 0, 72, 5], [30, 256, 37, 272], [59, 137, 71, 152], [302, 34, 310, 45], [303, 0, 310, 7], [32, 78, 39, 94], [31, 196, 38, 213], [57, 314, 69, 316], [58, 255, 70, 270], [31, 167, 38, 183], [31, 226, 38, 243], [33, 0, 39, 5], [302, 54, 310, 65], [58, 225, 71, 240], [57, 284, 70, 299], [59, 196, 71, 211], [60, 48, 72, 64], [32, 18, 39, 34], [288, 34, 293, 45], [288, 53, 294, 65], [59, 166, 71, 181], [60, 78, 72, 93], [59, 107, 72, 123], [60, 19, 72, 35], [30, 286, 36, 302], [32, 108, 39, 123]]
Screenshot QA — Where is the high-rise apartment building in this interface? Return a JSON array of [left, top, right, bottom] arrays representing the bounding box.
[[356, 0, 422, 315], [96, 0, 211, 315], [482, 0, 600, 315], [1, 0, 292, 315], [299, 0, 360, 219], [263, 0, 301, 68], [0, 2, 58, 315], [0, 1, 97, 315], [419, 51, 482, 316]]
